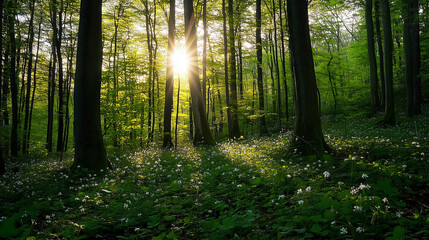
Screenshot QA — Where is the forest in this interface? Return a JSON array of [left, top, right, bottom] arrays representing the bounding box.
[[0, 0, 428, 239]]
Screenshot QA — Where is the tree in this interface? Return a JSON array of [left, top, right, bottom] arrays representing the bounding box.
[[287, 0, 329, 154], [256, 0, 268, 136], [72, 0, 108, 170], [222, 0, 232, 136], [163, 0, 175, 148], [380, 0, 395, 125], [365, 0, 380, 112], [402, 0, 422, 116], [183, 0, 215, 145], [228, 0, 240, 138], [7, 0, 18, 157], [374, 0, 385, 108]]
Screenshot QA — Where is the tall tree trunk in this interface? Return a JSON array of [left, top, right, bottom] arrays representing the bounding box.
[[287, 0, 328, 155], [365, 0, 380, 113], [0, 0, 4, 128], [55, 0, 65, 153], [403, 0, 422, 116], [375, 0, 385, 108], [238, 26, 244, 99], [222, 0, 232, 137], [144, 1, 153, 142], [279, 0, 288, 120], [72, 0, 108, 170], [228, 0, 240, 139], [256, 0, 268, 136], [184, 0, 215, 145], [380, 0, 395, 125], [202, 0, 207, 110], [47, 3, 57, 153], [8, 0, 18, 157], [175, 75, 180, 147], [272, 0, 282, 124], [27, 19, 42, 153], [22, 0, 36, 153], [163, 0, 175, 148]]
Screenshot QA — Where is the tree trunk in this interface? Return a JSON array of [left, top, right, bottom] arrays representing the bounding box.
[[228, 0, 240, 139], [47, 4, 57, 153], [279, 0, 288, 120], [287, 0, 328, 155], [256, 0, 268, 136], [272, 0, 282, 124], [222, 0, 232, 137], [403, 0, 422, 116], [72, 0, 108, 170], [55, 0, 65, 153], [380, 0, 395, 125], [374, 0, 385, 108], [365, 0, 380, 113], [184, 0, 215, 145], [202, 0, 207, 110], [8, 0, 18, 157], [163, 0, 175, 148], [22, 0, 36, 153]]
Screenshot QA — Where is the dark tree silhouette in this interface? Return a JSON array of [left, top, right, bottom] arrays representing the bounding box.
[[72, 0, 108, 170], [287, 0, 329, 154]]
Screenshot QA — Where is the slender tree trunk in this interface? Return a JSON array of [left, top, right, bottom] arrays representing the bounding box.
[[72, 0, 108, 170], [202, 0, 207, 110], [365, 0, 380, 113], [272, 0, 282, 124], [22, 0, 36, 153], [228, 0, 240, 139], [175, 76, 180, 147], [238, 26, 244, 99], [163, 0, 175, 148], [47, 4, 57, 153], [375, 0, 385, 108], [28, 20, 42, 152], [55, 0, 65, 153], [380, 0, 395, 125], [144, 1, 153, 142], [256, 0, 268, 136], [222, 0, 232, 137], [287, 0, 328, 155], [279, 0, 288, 120], [8, 0, 18, 157], [184, 0, 215, 145]]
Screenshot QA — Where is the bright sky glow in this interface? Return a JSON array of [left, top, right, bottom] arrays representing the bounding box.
[[172, 48, 189, 74]]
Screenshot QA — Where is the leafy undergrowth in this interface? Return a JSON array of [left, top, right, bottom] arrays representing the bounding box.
[[1, 111, 428, 239]]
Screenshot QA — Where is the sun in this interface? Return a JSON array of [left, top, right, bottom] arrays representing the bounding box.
[[172, 48, 189, 74]]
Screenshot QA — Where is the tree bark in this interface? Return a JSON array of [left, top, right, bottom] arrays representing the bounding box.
[[279, 0, 288, 120], [22, 0, 36, 153], [222, 0, 232, 137], [7, 0, 18, 157], [374, 0, 385, 108], [287, 0, 328, 155], [380, 0, 395, 125], [228, 0, 240, 139], [72, 0, 108, 170], [163, 0, 175, 148], [403, 0, 421, 116], [256, 0, 268, 136], [365, 0, 380, 113], [184, 0, 215, 145]]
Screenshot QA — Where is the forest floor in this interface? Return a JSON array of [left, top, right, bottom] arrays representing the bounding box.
[[1, 107, 428, 239]]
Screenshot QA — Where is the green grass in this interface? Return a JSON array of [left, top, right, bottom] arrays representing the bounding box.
[[1, 108, 428, 239]]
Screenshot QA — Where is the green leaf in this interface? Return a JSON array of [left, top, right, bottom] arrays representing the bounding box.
[[0, 214, 20, 238], [311, 223, 322, 233], [220, 216, 236, 230]]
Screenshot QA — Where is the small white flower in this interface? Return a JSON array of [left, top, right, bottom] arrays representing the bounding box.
[[382, 197, 388, 203], [340, 227, 348, 235], [323, 171, 330, 178], [361, 173, 368, 179], [353, 206, 362, 211], [396, 211, 402, 218], [237, 184, 242, 188], [331, 221, 335, 225], [298, 200, 304, 205], [356, 227, 365, 233], [278, 195, 285, 200], [297, 188, 303, 195], [305, 186, 312, 192]]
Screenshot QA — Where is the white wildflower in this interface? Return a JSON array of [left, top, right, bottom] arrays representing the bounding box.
[[340, 227, 348, 235], [323, 171, 330, 178]]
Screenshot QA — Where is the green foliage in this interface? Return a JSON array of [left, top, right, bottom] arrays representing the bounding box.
[[1, 108, 428, 239]]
